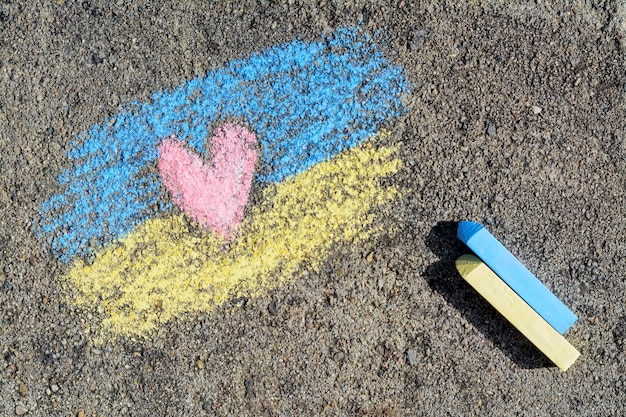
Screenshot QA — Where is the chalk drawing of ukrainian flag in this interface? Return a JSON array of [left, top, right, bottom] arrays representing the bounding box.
[[39, 27, 409, 337]]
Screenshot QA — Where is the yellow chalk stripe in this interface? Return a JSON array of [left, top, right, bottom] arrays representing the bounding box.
[[456, 255, 580, 371], [66, 134, 401, 337]]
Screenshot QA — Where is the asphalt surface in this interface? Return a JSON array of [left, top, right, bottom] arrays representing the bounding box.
[[1, 1, 626, 416]]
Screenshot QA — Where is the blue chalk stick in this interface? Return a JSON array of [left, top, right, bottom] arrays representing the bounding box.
[[457, 221, 577, 335]]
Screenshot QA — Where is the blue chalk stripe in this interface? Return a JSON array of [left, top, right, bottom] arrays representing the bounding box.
[[457, 221, 578, 335], [37, 27, 409, 262]]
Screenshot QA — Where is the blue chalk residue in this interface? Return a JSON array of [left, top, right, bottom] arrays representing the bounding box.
[[38, 27, 409, 262]]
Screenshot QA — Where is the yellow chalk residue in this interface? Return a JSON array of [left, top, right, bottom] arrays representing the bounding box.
[[66, 135, 401, 337]]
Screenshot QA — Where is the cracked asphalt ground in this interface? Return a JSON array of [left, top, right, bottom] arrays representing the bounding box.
[[1, 1, 626, 416]]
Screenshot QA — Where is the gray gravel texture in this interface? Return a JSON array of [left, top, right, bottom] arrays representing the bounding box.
[[1, 0, 626, 416]]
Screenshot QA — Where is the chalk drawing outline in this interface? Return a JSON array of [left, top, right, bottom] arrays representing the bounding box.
[[37, 27, 411, 337]]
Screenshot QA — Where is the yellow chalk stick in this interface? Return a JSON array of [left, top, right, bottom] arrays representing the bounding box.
[[455, 255, 580, 371]]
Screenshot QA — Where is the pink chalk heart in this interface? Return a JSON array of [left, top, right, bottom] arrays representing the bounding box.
[[157, 124, 258, 238]]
